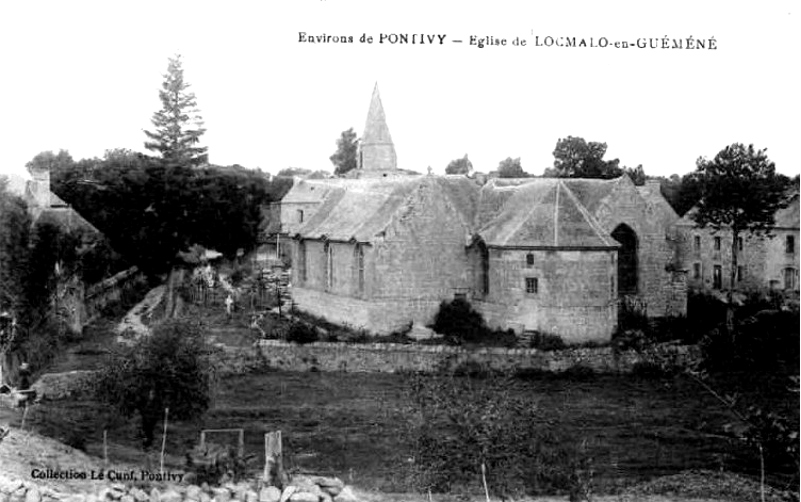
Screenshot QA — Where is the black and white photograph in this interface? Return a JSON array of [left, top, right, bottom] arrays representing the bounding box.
[[0, 1, 798, 501]]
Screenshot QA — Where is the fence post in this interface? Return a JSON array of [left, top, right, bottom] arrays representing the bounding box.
[[263, 431, 283, 486]]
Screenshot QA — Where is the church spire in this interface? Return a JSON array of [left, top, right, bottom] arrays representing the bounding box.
[[359, 83, 397, 171]]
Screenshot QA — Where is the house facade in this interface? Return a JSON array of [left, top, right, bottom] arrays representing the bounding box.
[[675, 195, 800, 294], [281, 86, 687, 343]]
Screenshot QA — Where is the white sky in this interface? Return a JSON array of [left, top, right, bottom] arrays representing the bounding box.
[[0, 0, 798, 180]]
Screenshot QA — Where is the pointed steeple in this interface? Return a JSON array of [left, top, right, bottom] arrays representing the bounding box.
[[360, 83, 397, 172]]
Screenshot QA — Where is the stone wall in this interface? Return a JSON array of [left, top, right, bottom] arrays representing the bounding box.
[[593, 176, 683, 316], [85, 267, 147, 323], [476, 248, 617, 343], [253, 340, 699, 374], [0, 473, 360, 502]]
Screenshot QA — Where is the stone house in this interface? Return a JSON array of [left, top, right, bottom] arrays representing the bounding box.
[[675, 194, 800, 294], [280, 86, 686, 343]]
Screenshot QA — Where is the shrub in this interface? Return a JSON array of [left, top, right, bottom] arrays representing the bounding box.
[[529, 331, 567, 351], [451, 360, 492, 378], [431, 298, 489, 344], [285, 322, 319, 345], [94, 319, 214, 449], [618, 296, 649, 332], [403, 373, 581, 498], [561, 364, 597, 381]]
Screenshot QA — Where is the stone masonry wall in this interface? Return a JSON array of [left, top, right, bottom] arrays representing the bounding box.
[[676, 224, 800, 293], [593, 177, 680, 316], [253, 340, 699, 374], [477, 248, 617, 343]]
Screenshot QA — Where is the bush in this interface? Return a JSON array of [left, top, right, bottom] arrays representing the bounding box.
[[431, 298, 489, 344], [403, 373, 582, 498], [94, 319, 214, 449], [285, 322, 319, 345], [528, 331, 566, 351]]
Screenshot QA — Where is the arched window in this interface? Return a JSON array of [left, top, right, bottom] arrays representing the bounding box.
[[298, 240, 307, 285], [324, 242, 333, 291], [354, 244, 365, 296], [611, 224, 638, 295]]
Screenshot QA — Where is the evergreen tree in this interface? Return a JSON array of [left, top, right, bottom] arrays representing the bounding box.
[[144, 55, 208, 167], [330, 128, 359, 176]]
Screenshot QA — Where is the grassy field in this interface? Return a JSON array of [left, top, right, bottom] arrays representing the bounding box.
[[12, 369, 798, 496]]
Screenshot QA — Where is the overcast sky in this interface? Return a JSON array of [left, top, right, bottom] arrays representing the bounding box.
[[0, 0, 798, 180]]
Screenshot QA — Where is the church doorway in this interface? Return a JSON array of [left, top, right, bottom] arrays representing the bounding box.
[[611, 224, 638, 296]]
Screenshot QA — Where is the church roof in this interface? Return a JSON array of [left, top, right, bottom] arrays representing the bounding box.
[[362, 83, 394, 148], [292, 176, 477, 242], [478, 178, 617, 249]]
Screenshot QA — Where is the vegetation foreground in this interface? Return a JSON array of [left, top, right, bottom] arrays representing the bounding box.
[[9, 367, 797, 498]]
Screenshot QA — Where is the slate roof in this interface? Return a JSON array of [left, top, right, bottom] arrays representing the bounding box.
[[291, 176, 478, 242], [477, 178, 617, 249], [774, 194, 799, 229]]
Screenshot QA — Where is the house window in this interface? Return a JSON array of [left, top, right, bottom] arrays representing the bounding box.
[[298, 241, 307, 284], [713, 265, 722, 289], [784, 267, 797, 290], [610, 275, 615, 296], [786, 235, 795, 254], [525, 277, 538, 294], [737, 237, 743, 252], [324, 242, 333, 291], [297, 209, 304, 223], [693, 235, 701, 253], [713, 236, 721, 252], [737, 266, 743, 282], [693, 263, 701, 280], [526, 253, 534, 268]]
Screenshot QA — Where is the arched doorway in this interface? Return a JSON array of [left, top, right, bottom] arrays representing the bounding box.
[[611, 224, 638, 296]]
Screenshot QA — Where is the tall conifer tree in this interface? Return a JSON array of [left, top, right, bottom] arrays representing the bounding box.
[[144, 55, 208, 167]]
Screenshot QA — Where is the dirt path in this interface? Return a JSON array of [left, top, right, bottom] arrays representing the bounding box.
[[115, 285, 165, 345]]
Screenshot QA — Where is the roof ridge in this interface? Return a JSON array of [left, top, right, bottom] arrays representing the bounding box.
[[560, 180, 617, 247]]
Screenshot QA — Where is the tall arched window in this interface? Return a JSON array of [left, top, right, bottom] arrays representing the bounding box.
[[298, 240, 307, 285], [611, 224, 638, 295], [324, 242, 333, 291], [354, 244, 365, 296]]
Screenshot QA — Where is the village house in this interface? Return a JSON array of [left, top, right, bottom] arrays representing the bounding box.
[[280, 85, 687, 343], [675, 194, 800, 294]]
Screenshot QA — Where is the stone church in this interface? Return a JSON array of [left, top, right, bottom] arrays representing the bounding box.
[[280, 85, 687, 343]]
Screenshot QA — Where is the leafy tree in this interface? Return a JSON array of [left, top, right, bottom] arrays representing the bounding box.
[[445, 154, 472, 175], [276, 167, 312, 178], [330, 128, 359, 176], [25, 150, 76, 179], [95, 319, 214, 448], [624, 165, 646, 186], [144, 55, 208, 168], [693, 143, 791, 329], [548, 136, 622, 179], [497, 157, 527, 178], [0, 178, 31, 318], [658, 173, 703, 216]]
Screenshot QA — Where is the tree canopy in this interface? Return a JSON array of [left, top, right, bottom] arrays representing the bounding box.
[[693, 144, 790, 234], [50, 153, 280, 276], [95, 319, 214, 448], [445, 154, 472, 175], [330, 128, 359, 176], [496, 157, 528, 178], [144, 55, 208, 168], [692, 143, 791, 320], [547, 136, 622, 179]]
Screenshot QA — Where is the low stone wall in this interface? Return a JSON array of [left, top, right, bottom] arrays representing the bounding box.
[[254, 340, 700, 374], [31, 371, 96, 401], [0, 474, 360, 502], [29, 343, 699, 402]]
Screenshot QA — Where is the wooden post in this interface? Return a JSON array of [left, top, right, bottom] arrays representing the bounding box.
[[160, 407, 169, 475], [103, 430, 108, 466], [263, 431, 283, 486]]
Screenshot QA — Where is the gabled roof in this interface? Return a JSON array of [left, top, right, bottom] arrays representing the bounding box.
[[478, 178, 617, 249], [293, 176, 478, 243], [774, 194, 798, 229]]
